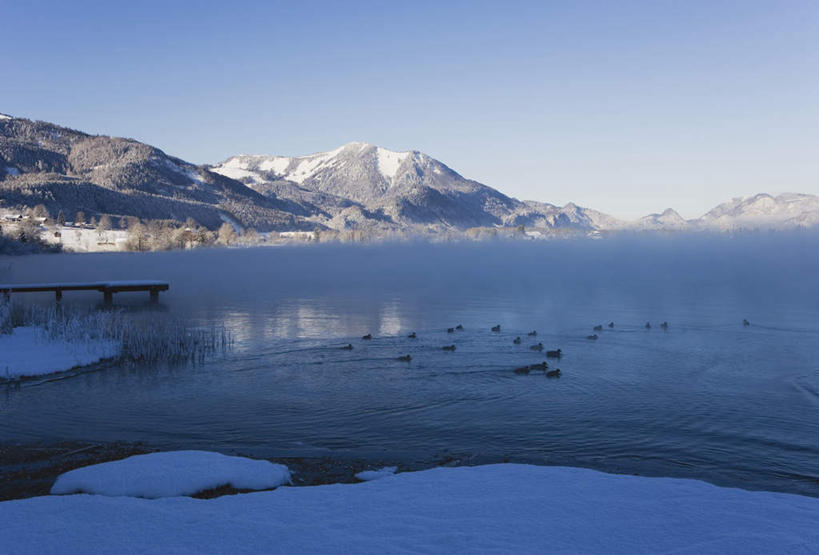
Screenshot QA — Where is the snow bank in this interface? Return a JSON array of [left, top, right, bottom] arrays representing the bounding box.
[[2, 465, 816, 553], [51, 451, 291, 498], [0, 326, 120, 379], [355, 466, 397, 481]]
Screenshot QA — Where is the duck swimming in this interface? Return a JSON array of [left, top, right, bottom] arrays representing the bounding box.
[[660, 321, 669, 330], [362, 334, 373, 340], [587, 334, 598, 340], [397, 354, 412, 362], [546, 349, 562, 358], [546, 368, 561, 378], [645, 322, 651, 329], [743, 319, 750, 327], [608, 322, 614, 328], [442, 344, 456, 351], [529, 361, 548, 370], [408, 332, 417, 339], [513, 337, 522, 344], [456, 324, 464, 331], [447, 327, 455, 333], [342, 344, 353, 350], [593, 325, 603, 331], [514, 366, 530, 375], [491, 325, 501, 332], [527, 330, 537, 336], [530, 342, 544, 351]]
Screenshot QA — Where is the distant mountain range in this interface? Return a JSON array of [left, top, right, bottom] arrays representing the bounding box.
[[2, 113, 818, 234]]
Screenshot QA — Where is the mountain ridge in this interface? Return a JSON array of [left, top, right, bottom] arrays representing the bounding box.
[[0, 115, 315, 231], [3, 114, 818, 234]]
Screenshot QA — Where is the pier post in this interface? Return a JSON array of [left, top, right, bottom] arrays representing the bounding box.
[[56, 289, 63, 302], [104, 291, 113, 305], [150, 289, 159, 303]]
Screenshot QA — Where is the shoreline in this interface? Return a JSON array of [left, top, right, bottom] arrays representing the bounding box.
[[0, 441, 469, 502], [3, 440, 818, 502]]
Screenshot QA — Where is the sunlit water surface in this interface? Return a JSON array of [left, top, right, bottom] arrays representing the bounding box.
[[2, 236, 818, 496]]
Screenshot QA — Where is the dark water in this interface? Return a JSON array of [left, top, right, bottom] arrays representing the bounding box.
[[2, 235, 818, 496]]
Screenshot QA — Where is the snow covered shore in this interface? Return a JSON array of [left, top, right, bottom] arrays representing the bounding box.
[[2, 463, 817, 553], [0, 326, 119, 379]]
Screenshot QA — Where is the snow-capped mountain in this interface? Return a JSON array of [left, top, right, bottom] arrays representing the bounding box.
[[632, 208, 689, 231], [4, 113, 818, 235], [211, 143, 611, 231], [693, 193, 819, 230]]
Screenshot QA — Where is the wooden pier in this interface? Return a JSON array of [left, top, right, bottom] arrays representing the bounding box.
[[0, 281, 169, 304]]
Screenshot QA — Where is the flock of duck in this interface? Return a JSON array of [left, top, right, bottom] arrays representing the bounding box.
[[341, 319, 753, 378], [341, 324, 567, 378]]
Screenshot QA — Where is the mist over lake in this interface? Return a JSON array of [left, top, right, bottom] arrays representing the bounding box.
[[2, 234, 818, 496]]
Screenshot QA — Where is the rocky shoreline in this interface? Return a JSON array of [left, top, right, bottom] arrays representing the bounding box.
[[0, 441, 473, 501]]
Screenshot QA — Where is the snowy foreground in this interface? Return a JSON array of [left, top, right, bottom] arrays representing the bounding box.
[[3, 461, 818, 554], [0, 326, 119, 379]]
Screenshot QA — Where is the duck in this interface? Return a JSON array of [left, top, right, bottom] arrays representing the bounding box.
[[593, 325, 603, 331], [514, 366, 530, 375], [362, 333, 373, 340], [408, 332, 417, 339], [342, 344, 354, 350], [743, 319, 750, 327], [447, 327, 455, 333], [645, 322, 651, 329], [529, 361, 548, 370], [608, 322, 614, 328], [546, 348, 562, 358], [491, 325, 501, 332], [527, 330, 537, 336], [512, 336, 522, 344], [456, 324, 464, 331], [442, 344, 456, 351], [530, 342, 544, 351], [587, 334, 598, 340], [546, 368, 561, 378], [397, 354, 412, 362], [660, 321, 669, 330]]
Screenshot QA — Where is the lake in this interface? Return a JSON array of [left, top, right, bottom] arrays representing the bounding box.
[[2, 234, 818, 496]]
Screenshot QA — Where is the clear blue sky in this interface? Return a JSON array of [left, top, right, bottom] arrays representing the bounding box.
[[3, 0, 818, 218]]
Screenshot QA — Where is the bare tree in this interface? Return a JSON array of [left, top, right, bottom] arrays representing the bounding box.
[[242, 228, 261, 245], [196, 227, 214, 246], [97, 215, 112, 231], [217, 222, 237, 245], [75, 211, 86, 226], [126, 221, 148, 251]]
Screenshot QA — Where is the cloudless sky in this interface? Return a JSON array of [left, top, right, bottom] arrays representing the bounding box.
[[2, 0, 818, 218]]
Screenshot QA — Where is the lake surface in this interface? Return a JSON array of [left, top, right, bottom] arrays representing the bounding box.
[[2, 235, 818, 496]]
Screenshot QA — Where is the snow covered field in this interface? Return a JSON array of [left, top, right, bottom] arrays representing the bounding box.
[[2, 462, 817, 554], [0, 326, 119, 379], [42, 227, 129, 253]]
